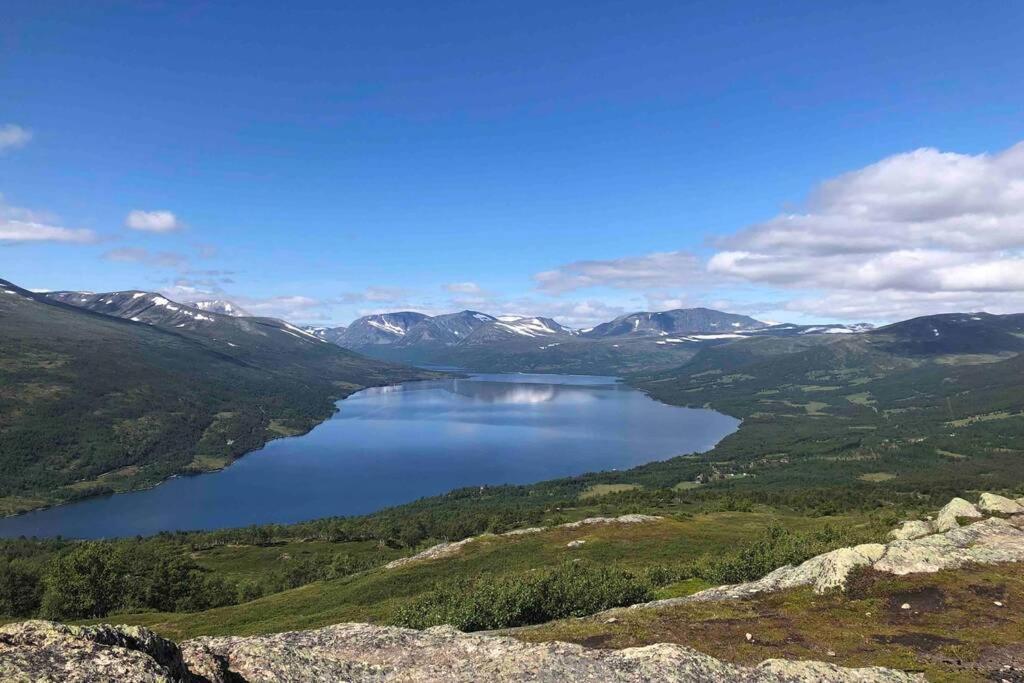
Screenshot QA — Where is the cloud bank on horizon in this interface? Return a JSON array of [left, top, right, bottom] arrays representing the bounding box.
[[5, 129, 1024, 326], [535, 141, 1024, 323]]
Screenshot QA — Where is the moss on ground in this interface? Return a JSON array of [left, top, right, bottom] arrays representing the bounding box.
[[510, 563, 1024, 683]]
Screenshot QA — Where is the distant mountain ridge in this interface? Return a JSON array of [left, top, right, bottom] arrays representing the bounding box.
[[321, 306, 879, 374], [336, 312, 430, 347], [581, 308, 766, 339]]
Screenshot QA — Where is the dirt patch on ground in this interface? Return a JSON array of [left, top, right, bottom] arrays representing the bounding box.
[[973, 642, 1024, 682], [967, 582, 1007, 600], [886, 586, 946, 616], [872, 632, 961, 652], [578, 634, 617, 649]]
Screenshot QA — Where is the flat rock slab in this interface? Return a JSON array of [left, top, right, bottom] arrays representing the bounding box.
[[187, 623, 924, 682], [0, 620, 923, 682]]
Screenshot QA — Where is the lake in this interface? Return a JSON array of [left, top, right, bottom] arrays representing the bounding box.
[[0, 373, 738, 539]]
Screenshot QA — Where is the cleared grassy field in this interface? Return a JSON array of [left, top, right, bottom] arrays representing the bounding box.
[[578, 483, 640, 499]]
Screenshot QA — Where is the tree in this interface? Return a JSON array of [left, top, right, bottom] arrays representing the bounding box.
[[40, 544, 123, 619]]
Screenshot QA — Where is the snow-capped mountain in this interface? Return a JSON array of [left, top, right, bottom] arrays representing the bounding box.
[[461, 316, 577, 346], [44, 290, 332, 356], [581, 308, 767, 339], [300, 325, 348, 344], [192, 299, 250, 317], [743, 322, 875, 337], [334, 312, 429, 347], [46, 290, 224, 329], [397, 311, 497, 347]]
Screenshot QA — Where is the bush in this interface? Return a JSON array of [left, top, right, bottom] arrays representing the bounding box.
[[0, 557, 43, 617], [394, 560, 652, 631], [694, 522, 871, 585], [38, 541, 242, 619]]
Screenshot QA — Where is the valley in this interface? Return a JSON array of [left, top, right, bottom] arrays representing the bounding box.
[[3, 276, 1024, 682]]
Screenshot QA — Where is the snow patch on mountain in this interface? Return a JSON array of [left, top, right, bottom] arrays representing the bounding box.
[[193, 300, 250, 317]]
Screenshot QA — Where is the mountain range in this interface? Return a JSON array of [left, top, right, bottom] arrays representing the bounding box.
[[297, 306, 873, 373], [7, 274, 1024, 512]]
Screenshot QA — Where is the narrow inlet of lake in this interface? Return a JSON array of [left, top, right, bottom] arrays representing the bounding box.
[[0, 373, 738, 538]]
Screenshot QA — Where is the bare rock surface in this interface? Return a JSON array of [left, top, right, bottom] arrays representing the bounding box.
[[978, 492, 1024, 515], [887, 520, 933, 541], [188, 623, 923, 682], [934, 497, 983, 532], [0, 620, 924, 682], [384, 514, 662, 570], [0, 620, 199, 683], [632, 494, 1024, 610]]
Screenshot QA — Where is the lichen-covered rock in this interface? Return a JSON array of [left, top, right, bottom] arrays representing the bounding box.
[[934, 497, 983, 532], [0, 620, 197, 683], [888, 520, 934, 541], [188, 623, 923, 682], [875, 517, 1024, 575], [978, 492, 1024, 515], [0, 620, 924, 682], [809, 543, 887, 592], [631, 507, 1024, 612]]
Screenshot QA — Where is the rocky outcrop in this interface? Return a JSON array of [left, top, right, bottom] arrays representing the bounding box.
[[0, 620, 923, 682], [978, 492, 1024, 515], [934, 497, 983, 532], [887, 520, 933, 541], [630, 494, 1024, 610], [0, 620, 202, 683], [384, 514, 662, 570]]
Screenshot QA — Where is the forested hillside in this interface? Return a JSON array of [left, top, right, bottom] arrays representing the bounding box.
[[0, 279, 437, 515]]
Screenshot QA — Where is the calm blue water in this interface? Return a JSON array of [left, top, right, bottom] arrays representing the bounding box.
[[0, 373, 738, 539]]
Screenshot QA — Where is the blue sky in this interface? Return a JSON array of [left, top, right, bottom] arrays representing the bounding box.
[[2, 1, 1023, 326]]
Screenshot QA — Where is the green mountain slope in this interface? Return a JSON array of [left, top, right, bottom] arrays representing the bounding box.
[[0, 279, 437, 514]]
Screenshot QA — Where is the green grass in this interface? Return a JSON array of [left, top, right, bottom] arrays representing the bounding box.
[[95, 511, 869, 640], [190, 540, 400, 583], [857, 472, 897, 482], [579, 484, 640, 499]]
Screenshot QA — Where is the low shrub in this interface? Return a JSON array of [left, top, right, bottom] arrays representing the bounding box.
[[393, 560, 652, 631]]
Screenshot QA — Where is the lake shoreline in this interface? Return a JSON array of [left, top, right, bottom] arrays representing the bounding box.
[[0, 373, 738, 539], [0, 374, 449, 521]]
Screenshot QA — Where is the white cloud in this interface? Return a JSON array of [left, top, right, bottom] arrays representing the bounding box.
[[161, 279, 327, 322], [0, 221, 96, 243], [0, 125, 32, 152], [103, 247, 187, 268], [125, 210, 182, 233], [237, 295, 323, 320], [443, 281, 484, 295], [0, 196, 96, 244], [711, 141, 1024, 296], [534, 140, 1024, 322], [540, 299, 627, 328], [534, 251, 705, 293], [340, 286, 409, 304], [783, 289, 1024, 321], [701, 140, 1024, 319]]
